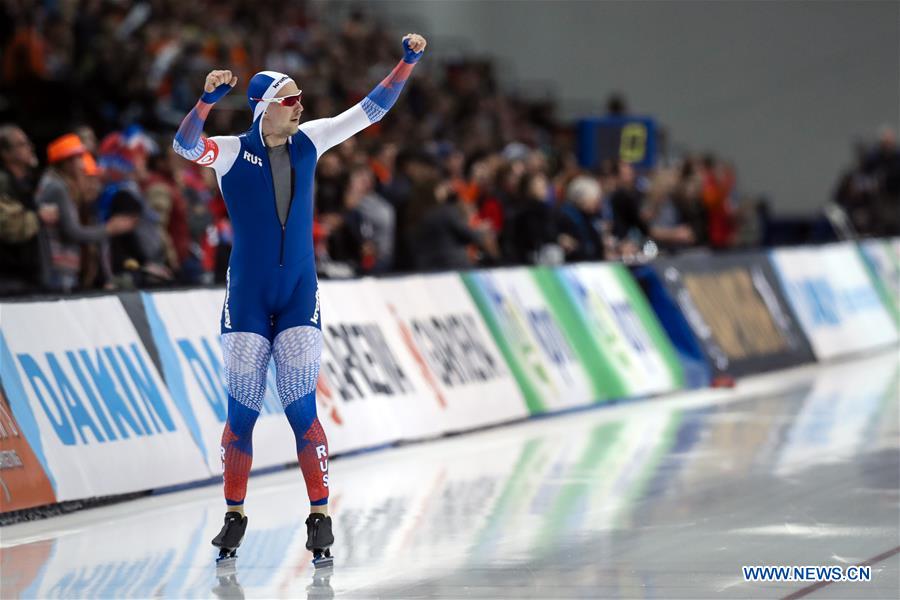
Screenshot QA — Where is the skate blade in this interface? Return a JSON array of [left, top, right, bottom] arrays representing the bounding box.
[[215, 556, 238, 575], [216, 549, 237, 564], [312, 555, 334, 570]]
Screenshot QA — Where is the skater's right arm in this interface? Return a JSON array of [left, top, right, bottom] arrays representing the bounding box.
[[173, 69, 240, 171]]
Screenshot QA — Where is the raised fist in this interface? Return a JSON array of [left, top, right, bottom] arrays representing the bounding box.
[[402, 34, 427, 63], [205, 70, 238, 93]]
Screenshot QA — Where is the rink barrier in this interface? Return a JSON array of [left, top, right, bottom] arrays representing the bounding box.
[[372, 273, 529, 432], [857, 239, 900, 327], [769, 242, 899, 360], [0, 384, 57, 512], [2, 241, 898, 514], [462, 263, 683, 414], [0, 297, 211, 508], [634, 251, 816, 377], [631, 264, 712, 388]]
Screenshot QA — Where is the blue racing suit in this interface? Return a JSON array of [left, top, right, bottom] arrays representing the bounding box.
[[172, 39, 423, 511]]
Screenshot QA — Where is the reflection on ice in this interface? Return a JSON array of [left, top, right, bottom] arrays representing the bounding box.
[[1, 351, 897, 599]]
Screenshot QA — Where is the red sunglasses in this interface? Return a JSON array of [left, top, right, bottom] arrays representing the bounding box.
[[252, 92, 303, 107]]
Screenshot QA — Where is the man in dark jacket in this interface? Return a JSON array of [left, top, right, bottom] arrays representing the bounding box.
[[0, 124, 52, 295], [609, 160, 650, 243], [414, 179, 493, 270]]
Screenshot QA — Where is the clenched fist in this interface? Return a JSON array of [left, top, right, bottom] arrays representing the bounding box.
[[402, 33, 427, 63], [402, 33, 427, 53], [205, 70, 238, 93]]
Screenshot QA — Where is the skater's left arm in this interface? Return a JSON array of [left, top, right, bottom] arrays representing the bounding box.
[[299, 33, 426, 157]]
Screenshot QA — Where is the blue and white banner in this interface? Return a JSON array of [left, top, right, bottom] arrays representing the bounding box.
[[770, 243, 898, 359], [0, 297, 209, 501]]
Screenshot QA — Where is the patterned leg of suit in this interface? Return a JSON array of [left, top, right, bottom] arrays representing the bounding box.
[[273, 326, 329, 506], [221, 332, 271, 507]]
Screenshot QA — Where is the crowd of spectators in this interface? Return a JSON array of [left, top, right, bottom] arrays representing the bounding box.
[[1, 0, 892, 297]]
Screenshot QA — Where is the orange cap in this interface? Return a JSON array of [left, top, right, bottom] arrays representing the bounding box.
[[47, 133, 87, 164], [81, 153, 100, 176]]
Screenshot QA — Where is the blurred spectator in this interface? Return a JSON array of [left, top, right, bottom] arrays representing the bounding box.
[[97, 131, 171, 287], [606, 92, 628, 117], [557, 175, 606, 263], [700, 154, 736, 248], [0, 124, 50, 294], [608, 161, 650, 253], [392, 151, 442, 271], [370, 142, 398, 193], [642, 163, 703, 251], [144, 147, 191, 280], [315, 153, 347, 217], [2, 13, 46, 84], [77, 150, 109, 290], [412, 179, 494, 271], [733, 195, 765, 248], [351, 166, 396, 272], [833, 127, 900, 238], [860, 126, 900, 235], [834, 143, 880, 235], [36, 133, 136, 292], [468, 156, 505, 237], [168, 149, 224, 283], [871, 127, 900, 199], [75, 125, 99, 155], [507, 172, 564, 264], [328, 165, 395, 273]]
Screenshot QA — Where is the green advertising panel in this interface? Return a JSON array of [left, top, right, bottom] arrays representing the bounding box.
[[532, 264, 684, 399], [462, 268, 596, 413], [858, 240, 900, 326], [463, 264, 683, 413]]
